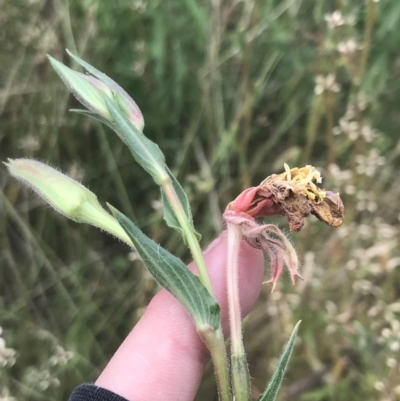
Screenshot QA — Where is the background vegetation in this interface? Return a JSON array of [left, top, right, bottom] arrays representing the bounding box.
[[1, 0, 400, 400]]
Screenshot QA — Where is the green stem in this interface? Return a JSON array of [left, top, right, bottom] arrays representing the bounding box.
[[200, 327, 232, 401], [358, 0, 376, 85], [162, 178, 231, 401], [161, 180, 213, 293], [231, 356, 251, 401], [226, 222, 251, 401]]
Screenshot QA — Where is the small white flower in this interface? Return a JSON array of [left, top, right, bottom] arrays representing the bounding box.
[[0, 388, 16, 401], [49, 345, 74, 366], [325, 11, 345, 29], [344, 184, 356, 195], [360, 124, 377, 142], [337, 39, 360, 55], [386, 357, 397, 368], [0, 337, 17, 367], [357, 93, 370, 110], [132, 0, 147, 13], [381, 328, 392, 338], [355, 149, 384, 177], [315, 74, 341, 95], [346, 259, 357, 271], [390, 341, 400, 351]]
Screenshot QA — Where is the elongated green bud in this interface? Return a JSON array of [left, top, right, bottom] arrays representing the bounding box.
[[48, 53, 145, 131], [48, 56, 113, 120], [5, 159, 133, 247]]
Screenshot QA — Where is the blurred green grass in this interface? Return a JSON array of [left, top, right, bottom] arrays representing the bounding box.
[[1, 0, 400, 400]]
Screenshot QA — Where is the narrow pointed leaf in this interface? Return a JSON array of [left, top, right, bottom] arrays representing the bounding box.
[[110, 205, 220, 330], [70, 109, 119, 134], [104, 96, 167, 184], [161, 167, 201, 242], [258, 321, 301, 401]]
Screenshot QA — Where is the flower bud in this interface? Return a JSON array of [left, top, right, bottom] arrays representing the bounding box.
[[5, 159, 132, 246], [50, 52, 145, 131], [114, 91, 144, 131], [48, 56, 113, 120]]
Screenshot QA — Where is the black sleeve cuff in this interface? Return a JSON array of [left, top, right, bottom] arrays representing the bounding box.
[[69, 384, 129, 401]]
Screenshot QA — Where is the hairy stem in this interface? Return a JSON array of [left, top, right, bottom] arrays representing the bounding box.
[[200, 327, 232, 401], [161, 179, 213, 293], [162, 178, 231, 401], [227, 222, 251, 401]]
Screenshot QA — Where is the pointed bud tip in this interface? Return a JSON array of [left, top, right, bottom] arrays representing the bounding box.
[[3, 158, 12, 167]]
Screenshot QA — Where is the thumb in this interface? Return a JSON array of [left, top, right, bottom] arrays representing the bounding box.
[[95, 231, 264, 401]]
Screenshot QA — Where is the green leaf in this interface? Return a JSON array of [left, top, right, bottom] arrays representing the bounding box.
[[258, 321, 301, 401], [161, 167, 201, 243], [104, 96, 167, 184], [70, 109, 118, 134], [109, 205, 220, 330]]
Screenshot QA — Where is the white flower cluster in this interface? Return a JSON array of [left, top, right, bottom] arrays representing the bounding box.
[[341, 218, 399, 275], [355, 190, 377, 212], [0, 328, 16, 368], [324, 11, 355, 29], [337, 39, 361, 55], [48, 345, 74, 366], [25, 367, 60, 390], [355, 149, 384, 177], [314, 74, 341, 95], [326, 164, 355, 195], [132, 0, 147, 14], [333, 95, 377, 142]]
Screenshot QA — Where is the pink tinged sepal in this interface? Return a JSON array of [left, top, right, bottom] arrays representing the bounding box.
[[48, 54, 145, 131], [224, 210, 303, 292], [227, 187, 283, 218], [65, 50, 145, 131], [114, 90, 144, 132], [48, 56, 113, 120]]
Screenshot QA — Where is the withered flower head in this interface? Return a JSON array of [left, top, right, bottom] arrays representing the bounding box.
[[227, 164, 344, 231], [224, 164, 345, 291]]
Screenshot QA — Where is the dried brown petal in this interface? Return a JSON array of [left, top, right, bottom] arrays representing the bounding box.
[[227, 164, 344, 231], [224, 164, 345, 290]]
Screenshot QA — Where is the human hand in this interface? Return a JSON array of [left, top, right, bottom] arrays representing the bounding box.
[[95, 231, 264, 401]]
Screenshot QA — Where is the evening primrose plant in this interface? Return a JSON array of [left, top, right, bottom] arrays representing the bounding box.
[[5, 51, 344, 401]]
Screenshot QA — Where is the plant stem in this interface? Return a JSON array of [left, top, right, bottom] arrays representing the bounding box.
[[162, 178, 231, 401], [358, 0, 376, 85], [200, 327, 232, 401], [161, 180, 213, 293], [227, 222, 251, 401]]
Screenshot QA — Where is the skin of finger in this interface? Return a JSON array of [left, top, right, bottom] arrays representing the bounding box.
[[95, 231, 264, 401]]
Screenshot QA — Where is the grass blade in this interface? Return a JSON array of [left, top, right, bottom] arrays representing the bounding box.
[[258, 321, 301, 401]]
